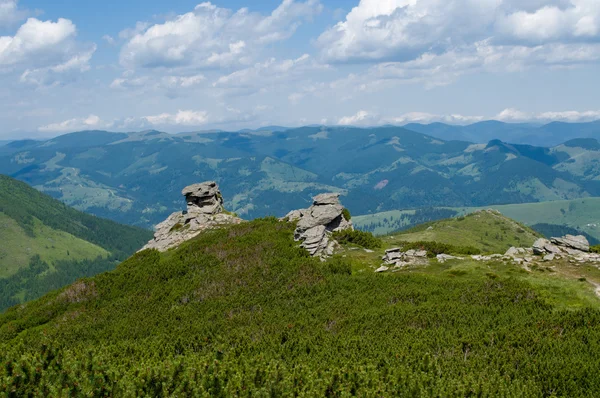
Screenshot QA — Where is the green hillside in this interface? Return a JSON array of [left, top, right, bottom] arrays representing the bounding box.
[[355, 197, 600, 240], [385, 210, 541, 254], [0, 175, 152, 311], [2, 218, 600, 395]]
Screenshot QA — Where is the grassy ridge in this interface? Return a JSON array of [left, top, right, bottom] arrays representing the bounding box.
[[354, 197, 600, 239], [385, 210, 541, 254], [1, 218, 600, 395]]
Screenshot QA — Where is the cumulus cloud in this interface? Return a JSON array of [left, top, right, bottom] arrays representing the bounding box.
[[38, 114, 106, 132], [120, 1, 322, 70], [0, 17, 96, 85], [143, 110, 209, 126], [315, 0, 600, 89], [318, 0, 600, 63]]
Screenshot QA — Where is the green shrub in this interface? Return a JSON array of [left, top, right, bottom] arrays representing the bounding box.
[[333, 229, 381, 249], [591, 245, 600, 254], [398, 240, 481, 258], [342, 208, 352, 221]]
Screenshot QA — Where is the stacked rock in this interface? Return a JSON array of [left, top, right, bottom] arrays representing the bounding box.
[[141, 181, 243, 252], [283, 193, 353, 258]]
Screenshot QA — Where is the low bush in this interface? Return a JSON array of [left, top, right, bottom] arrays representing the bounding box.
[[333, 229, 381, 249]]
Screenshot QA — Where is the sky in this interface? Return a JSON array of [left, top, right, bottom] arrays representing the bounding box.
[[1, 0, 600, 139]]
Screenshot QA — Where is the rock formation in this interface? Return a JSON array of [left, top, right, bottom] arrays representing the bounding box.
[[283, 193, 353, 258], [141, 181, 243, 252], [378, 248, 428, 271]]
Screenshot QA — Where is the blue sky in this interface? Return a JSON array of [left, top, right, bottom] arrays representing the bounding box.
[[1, 0, 600, 138]]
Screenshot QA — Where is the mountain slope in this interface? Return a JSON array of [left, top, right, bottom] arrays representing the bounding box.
[[0, 175, 152, 311], [2, 218, 600, 395]]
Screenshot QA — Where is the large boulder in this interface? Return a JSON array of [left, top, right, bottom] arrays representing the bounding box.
[[141, 181, 243, 252], [283, 192, 353, 258], [551, 235, 590, 253]]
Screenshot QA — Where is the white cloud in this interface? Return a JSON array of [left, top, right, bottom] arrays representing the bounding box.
[[316, 0, 600, 89], [38, 114, 106, 132], [338, 110, 376, 125], [0, 0, 25, 27], [213, 54, 314, 90], [496, 108, 600, 122], [0, 17, 95, 85], [143, 110, 209, 126], [119, 1, 322, 70], [338, 110, 485, 126], [102, 35, 116, 45]]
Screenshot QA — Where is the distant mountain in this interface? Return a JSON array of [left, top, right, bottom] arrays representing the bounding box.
[[1, 125, 600, 228], [0, 175, 152, 311], [0, 141, 11, 147], [404, 120, 600, 146]]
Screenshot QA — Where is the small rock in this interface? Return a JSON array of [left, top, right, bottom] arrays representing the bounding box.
[[376, 265, 389, 273]]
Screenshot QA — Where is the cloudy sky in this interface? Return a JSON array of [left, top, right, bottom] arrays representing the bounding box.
[[1, 0, 600, 138]]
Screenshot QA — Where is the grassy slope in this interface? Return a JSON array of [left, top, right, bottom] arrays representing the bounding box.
[[0, 213, 108, 278], [386, 211, 540, 254], [2, 219, 600, 395], [0, 175, 152, 310], [354, 197, 600, 239]]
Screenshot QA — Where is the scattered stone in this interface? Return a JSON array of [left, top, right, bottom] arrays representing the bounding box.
[[380, 247, 429, 270], [141, 181, 243, 252], [436, 254, 464, 263], [375, 265, 389, 273], [282, 193, 353, 258], [543, 253, 556, 262]]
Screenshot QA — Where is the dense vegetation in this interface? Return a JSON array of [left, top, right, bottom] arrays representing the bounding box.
[[396, 240, 480, 257], [2, 218, 600, 395], [332, 229, 381, 250], [0, 175, 152, 312]]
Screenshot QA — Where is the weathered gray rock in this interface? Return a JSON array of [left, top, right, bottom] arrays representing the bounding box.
[[141, 182, 243, 252], [381, 247, 429, 269], [282, 192, 353, 258], [532, 238, 550, 255], [551, 235, 590, 253], [313, 193, 341, 205]]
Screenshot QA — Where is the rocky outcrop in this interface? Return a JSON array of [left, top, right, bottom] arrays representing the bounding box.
[[141, 181, 243, 252], [283, 193, 353, 258], [502, 234, 600, 265], [378, 248, 428, 271]]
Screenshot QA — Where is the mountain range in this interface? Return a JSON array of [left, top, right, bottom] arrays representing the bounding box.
[[2, 123, 600, 228]]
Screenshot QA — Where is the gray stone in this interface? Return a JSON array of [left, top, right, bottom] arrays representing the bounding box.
[[543, 253, 556, 262], [551, 234, 590, 252], [313, 192, 341, 205], [141, 182, 242, 252], [376, 265, 389, 273], [283, 192, 353, 258], [505, 247, 519, 256], [532, 238, 550, 255]]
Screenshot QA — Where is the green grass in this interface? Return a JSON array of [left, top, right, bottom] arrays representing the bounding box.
[[0, 213, 108, 278], [2, 218, 600, 395], [385, 211, 540, 254]]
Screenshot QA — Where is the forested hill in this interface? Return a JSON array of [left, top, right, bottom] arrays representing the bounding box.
[[0, 175, 152, 311]]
